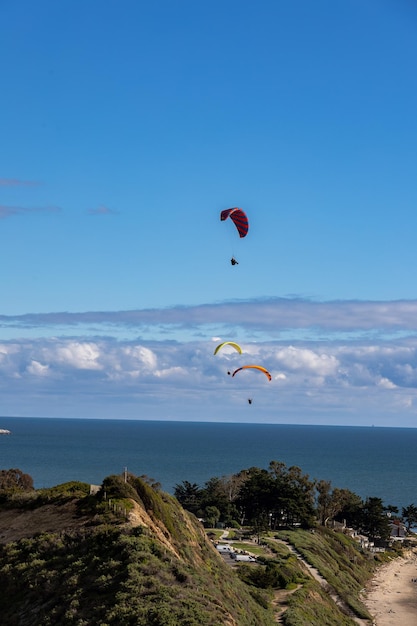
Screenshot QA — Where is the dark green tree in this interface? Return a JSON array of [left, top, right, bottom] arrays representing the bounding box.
[[268, 462, 316, 528], [361, 497, 391, 541], [173, 481, 202, 516], [402, 504, 417, 532], [235, 462, 316, 530], [236, 467, 275, 526], [333, 488, 363, 528], [251, 511, 271, 544], [316, 479, 333, 525], [200, 475, 244, 525], [204, 505, 221, 528]]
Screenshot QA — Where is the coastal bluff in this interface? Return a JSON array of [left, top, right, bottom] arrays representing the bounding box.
[[0, 474, 407, 625]]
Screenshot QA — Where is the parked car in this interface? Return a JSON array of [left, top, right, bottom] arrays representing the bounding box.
[[230, 553, 257, 562], [215, 544, 234, 553]]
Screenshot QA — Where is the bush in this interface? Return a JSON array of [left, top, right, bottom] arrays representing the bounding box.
[[101, 475, 139, 502], [0, 468, 34, 492]]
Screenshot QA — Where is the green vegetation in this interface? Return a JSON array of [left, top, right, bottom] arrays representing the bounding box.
[[402, 503, 417, 531], [274, 527, 377, 620], [0, 473, 274, 626], [283, 580, 359, 626], [237, 550, 307, 590], [175, 459, 405, 545], [0, 468, 34, 502], [175, 461, 317, 530], [0, 461, 411, 625], [0, 525, 274, 625], [229, 525, 393, 624]]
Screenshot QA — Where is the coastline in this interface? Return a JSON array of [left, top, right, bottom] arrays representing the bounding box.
[[363, 549, 417, 625]]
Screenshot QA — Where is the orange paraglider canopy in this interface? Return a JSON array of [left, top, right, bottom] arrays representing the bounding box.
[[231, 365, 272, 381]]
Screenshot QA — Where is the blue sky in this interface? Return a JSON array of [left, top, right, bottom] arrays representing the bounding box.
[[1, 0, 417, 425]]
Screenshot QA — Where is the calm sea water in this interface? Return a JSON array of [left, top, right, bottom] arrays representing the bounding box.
[[0, 417, 416, 511]]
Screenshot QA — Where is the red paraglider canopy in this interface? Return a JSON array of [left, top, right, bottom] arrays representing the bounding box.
[[220, 207, 249, 238]]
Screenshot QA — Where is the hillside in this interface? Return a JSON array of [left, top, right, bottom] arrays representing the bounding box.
[[0, 477, 275, 626], [0, 475, 403, 626]]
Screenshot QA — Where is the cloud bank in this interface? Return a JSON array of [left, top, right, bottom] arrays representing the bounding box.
[[2, 298, 417, 425], [2, 297, 417, 336]]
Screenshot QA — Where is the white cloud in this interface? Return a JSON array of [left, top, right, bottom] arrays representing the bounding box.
[[53, 342, 102, 370], [378, 377, 397, 389], [27, 360, 49, 376], [155, 366, 187, 379], [274, 346, 339, 376], [3, 298, 417, 424], [121, 346, 157, 369], [274, 372, 287, 381]]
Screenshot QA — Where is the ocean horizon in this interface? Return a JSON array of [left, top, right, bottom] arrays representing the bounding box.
[[0, 416, 416, 513]]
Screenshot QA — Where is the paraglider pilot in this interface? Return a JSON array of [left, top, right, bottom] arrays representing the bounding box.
[[231, 257, 239, 265]]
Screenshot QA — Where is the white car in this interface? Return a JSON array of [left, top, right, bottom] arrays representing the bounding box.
[[231, 553, 257, 562], [215, 544, 234, 553]]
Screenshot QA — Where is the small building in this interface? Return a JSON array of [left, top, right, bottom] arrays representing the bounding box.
[[389, 520, 407, 539], [354, 534, 373, 550]]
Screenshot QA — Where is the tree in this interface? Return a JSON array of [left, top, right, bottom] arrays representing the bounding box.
[[0, 468, 34, 492], [268, 462, 316, 528], [173, 481, 202, 516], [332, 488, 363, 528], [316, 479, 333, 525], [236, 467, 275, 526], [251, 512, 271, 544], [361, 497, 391, 541], [199, 475, 245, 525], [402, 504, 417, 532], [222, 471, 248, 503], [385, 504, 399, 516], [138, 474, 161, 491], [235, 462, 316, 530], [204, 505, 221, 528]]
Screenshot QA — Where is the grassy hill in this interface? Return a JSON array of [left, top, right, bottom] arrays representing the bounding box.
[[0, 474, 402, 626], [0, 476, 275, 626]]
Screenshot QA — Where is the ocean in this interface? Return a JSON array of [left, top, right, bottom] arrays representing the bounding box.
[[0, 417, 416, 512]]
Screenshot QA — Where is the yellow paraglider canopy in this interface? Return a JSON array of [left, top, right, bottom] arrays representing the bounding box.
[[213, 341, 242, 356]]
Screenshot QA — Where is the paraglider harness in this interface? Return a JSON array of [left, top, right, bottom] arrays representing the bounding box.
[[231, 257, 239, 265]]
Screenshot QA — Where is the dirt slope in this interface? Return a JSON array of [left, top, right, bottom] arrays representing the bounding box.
[[0, 500, 93, 544]]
